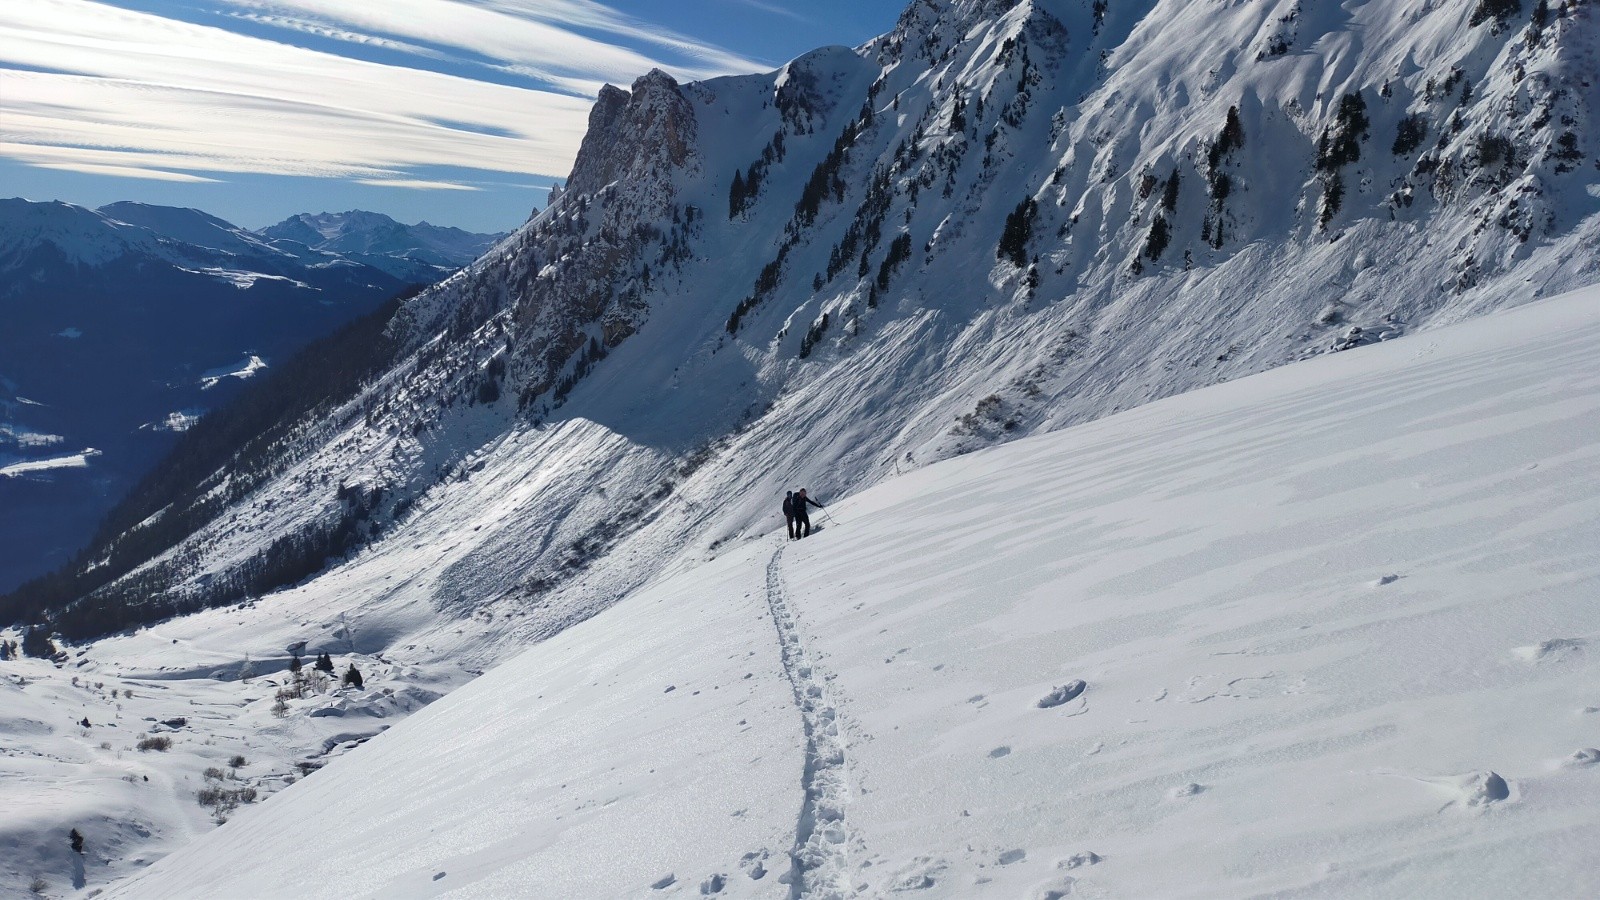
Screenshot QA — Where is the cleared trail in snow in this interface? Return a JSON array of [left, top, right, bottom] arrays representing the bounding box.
[[766, 545, 856, 899]]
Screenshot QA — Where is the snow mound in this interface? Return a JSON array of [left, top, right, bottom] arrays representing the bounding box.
[[1035, 680, 1086, 709]]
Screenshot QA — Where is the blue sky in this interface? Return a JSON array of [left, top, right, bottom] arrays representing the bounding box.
[[0, 0, 906, 233]]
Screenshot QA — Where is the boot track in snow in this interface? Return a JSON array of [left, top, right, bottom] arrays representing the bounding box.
[[766, 545, 856, 899]]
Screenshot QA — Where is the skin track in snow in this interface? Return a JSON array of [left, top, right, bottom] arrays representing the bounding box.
[[766, 546, 855, 899]]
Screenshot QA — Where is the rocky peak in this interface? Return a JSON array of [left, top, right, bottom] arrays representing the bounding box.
[[565, 70, 697, 199], [631, 68, 680, 93]]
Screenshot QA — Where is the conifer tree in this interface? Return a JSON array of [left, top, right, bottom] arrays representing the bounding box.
[[728, 170, 747, 218], [22, 626, 57, 659], [1162, 169, 1182, 213], [997, 198, 1038, 267]]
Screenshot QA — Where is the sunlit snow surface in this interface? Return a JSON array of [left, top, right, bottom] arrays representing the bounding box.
[[87, 286, 1600, 898], [197, 356, 268, 390], [0, 448, 101, 478]]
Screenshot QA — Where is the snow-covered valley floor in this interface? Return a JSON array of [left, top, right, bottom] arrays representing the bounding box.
[[8, 284, 1600, 898]]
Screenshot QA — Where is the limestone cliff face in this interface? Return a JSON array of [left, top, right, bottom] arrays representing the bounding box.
[[566, 84, 631, 197], [567, 70, 698, 197], [501, 68, 701, 405], [390, 68, 700, 412]]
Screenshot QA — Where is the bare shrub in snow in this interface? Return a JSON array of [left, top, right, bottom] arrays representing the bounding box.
[[136, 735, 172, 752], [197, 783, 258, 821]]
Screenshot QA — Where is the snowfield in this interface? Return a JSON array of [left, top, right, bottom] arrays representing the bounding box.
[[196, 355, 268, 390], [90, 284, 1600, 898], [0, 449, 101, 479]]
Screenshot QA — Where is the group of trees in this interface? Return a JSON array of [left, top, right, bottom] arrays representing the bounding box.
[[274, 650, 364, 716], [794, 106, 873, 228], [1315, 92, 1371, 227], [728, 130, 786, 219], [1136, 168, 1184, 269], [1469, 0, 1523, 29], [21, 626, 57, 660], [997, 197, 1039, 267], [1200, 106, 1246, 249], [798, 313, 832, 359]]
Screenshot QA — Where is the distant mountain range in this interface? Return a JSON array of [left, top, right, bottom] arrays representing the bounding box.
[[0, 198, 505, 592], [259, 210, 506, 279]]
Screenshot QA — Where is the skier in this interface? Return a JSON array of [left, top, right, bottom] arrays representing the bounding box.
[[791, 488, 825, 538], [782, 490, 797, 540]]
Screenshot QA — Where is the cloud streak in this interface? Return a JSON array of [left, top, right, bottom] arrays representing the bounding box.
[[221, 0, 771, 92], [355, 178, 480, 191], [0, 0, 770, 186]]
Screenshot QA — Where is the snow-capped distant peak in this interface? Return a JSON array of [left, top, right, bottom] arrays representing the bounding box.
[[257, 211, 505, 271]]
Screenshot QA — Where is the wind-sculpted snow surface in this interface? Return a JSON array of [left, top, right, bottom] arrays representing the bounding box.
[[102, 285, 1600, 897]]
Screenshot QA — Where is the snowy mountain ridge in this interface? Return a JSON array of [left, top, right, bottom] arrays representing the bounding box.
[[256, 210, 506, 280], [49, 0, 1599, 641]]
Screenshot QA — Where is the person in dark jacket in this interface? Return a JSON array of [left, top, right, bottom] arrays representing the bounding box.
[[792, 488, 824, 538], [782, 491, 797, 540]]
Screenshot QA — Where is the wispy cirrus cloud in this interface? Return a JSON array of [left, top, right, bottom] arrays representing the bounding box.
[[219, 0, 771, 92], [726, 0, 813, 24], [355, 178, 480, 191], [225, 12, 450, 60], [0, 0, 769, 187]]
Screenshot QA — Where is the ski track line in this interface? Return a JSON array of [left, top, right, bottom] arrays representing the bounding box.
[[766, 545, 856, 900]]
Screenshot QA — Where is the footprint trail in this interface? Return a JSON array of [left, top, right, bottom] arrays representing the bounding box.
[[766, 546, 856, 899]]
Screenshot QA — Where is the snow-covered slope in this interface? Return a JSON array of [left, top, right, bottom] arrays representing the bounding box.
[[95, 203, 284, 260], [100, 283, 1600, 899]]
